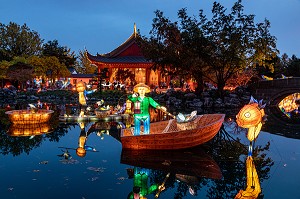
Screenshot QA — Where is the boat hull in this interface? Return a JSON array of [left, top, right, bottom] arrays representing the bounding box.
[[121, 146, 222, 180], [121, 114, 225, 150]]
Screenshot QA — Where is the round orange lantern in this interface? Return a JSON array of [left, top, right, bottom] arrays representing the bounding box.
[[76, 81, 86, 92], [236, 104, 262, 128], [76, 147, 86, 157]]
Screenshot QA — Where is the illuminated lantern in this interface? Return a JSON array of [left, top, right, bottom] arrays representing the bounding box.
[[126, 100, 132, 113], [76, 147, 86, 157], [236, 104, 262, 128], [5, 110, 54, 125], [76, 81, 86, 92], [76, 81, 87, 106], [236, 97, 266, 142], [134, 101, 141, 114]]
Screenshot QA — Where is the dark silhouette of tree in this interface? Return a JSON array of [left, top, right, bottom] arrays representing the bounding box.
[[75, 49, 97, 74], [6, 62, 34, 89], [285, 55, 300, 77], [0, 22, 43, 61], [42, 40, 76, 68], [139, 0, 278, 98], [115, 68, 136, 84]]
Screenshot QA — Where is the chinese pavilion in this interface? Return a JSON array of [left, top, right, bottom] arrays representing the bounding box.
[[86, 24, 168, 87]]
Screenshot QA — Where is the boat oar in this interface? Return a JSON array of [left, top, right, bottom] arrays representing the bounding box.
[[155, 173, 170, 198], [159, 108, 176, 119]]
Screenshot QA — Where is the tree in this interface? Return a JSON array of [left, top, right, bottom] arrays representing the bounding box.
[[200, 1, 278, 98], [42, 56, 70, 81], [115, 68, 136, 84], [6, 62, 34, 89], [0, 22, 43, 61], [225, 68, 258, 90], [27, 55, 47, 77], [75, 49, 97, 74], [285, 55, 300, 77], [0, 60, 10, 87], [42, 40, 76, 68], [139, 0, 278, 98], [138, 9, 210, 93]]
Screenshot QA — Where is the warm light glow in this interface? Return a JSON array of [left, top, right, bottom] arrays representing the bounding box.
[[236, 101, 265, 142], [8, 123, 51, 136], [5, 110, 54, 124], [236, 104, 262, 128], [278, 93, 300, 114], [126, 100, 132, 113], [235, 156, 261, 199]]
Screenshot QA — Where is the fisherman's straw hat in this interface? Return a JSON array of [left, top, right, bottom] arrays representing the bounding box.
[[133, 83, 151, 93]]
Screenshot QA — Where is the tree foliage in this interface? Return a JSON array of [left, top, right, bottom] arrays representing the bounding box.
[[6, 62, 34, 89], [139, 0, 278, 98], [285, 55, 300, 77], [115, 69, 136, 84], [42, 40, 76, 67], [0, 22, 43, 61], [27, 55, 47, 77], [42, 56, 71, 79], [75, 49, 97, 74]]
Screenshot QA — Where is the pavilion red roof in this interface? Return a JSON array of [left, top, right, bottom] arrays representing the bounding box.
[[86, 25, 151, 65]]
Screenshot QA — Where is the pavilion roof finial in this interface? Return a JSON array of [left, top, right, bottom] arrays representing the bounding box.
[[134, 23, 137, 37]]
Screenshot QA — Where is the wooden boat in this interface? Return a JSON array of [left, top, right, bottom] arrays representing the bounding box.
[[121, 114, 225, 150], [121, 146, 222, 180]]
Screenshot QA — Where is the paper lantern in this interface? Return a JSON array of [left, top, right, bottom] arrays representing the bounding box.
[[76, 81, 86, 92], [134, 101, 141, 114], [76, 147, 86, 157], [5, 110, 54, 125], [236, 104, 262, 128], [126, 100, 132, 111]]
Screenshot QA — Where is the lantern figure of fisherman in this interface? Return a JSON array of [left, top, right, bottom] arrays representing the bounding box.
[[127, 83, 167, 135]]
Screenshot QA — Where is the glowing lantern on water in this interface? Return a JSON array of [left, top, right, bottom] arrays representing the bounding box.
[[236, 104, 263, 128], [5, 110, 54, 125], [236, 97, 266, 142]]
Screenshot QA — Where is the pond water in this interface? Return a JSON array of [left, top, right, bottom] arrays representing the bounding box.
[[0, 111, 300, 199]]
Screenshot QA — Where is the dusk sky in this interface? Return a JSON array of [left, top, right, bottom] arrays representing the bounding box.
[[1, 0, 300, 57]]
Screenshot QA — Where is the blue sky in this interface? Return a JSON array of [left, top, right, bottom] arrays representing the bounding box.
[[1, 0, 300, 57]]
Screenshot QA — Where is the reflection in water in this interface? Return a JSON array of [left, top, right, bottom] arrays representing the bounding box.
[[76, 122, 97, 157], [121, 146, 222, 198], [8, 123, 51, 137], [0, 110, 278, 198], [126, 167, 159, 199], [58, 122, 109, 158], [235, 143, 261, 199], [278, 93, 300, 118]]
